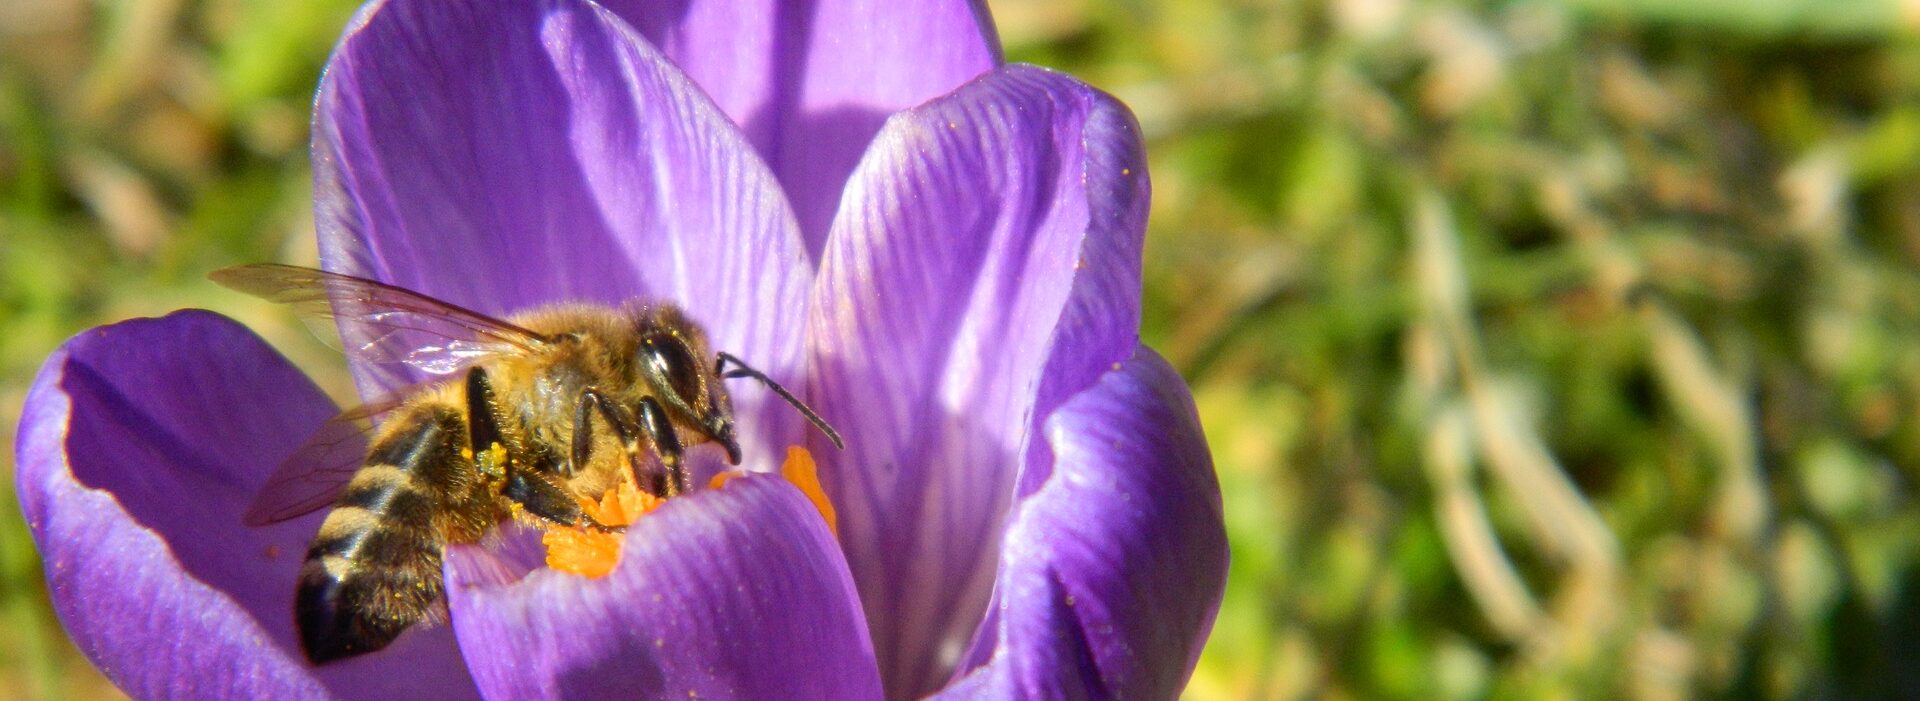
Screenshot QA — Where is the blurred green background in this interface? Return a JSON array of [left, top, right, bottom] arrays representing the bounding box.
[[5, 0, 1920, 698]]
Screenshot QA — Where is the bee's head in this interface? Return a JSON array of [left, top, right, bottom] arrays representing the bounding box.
[[630, 306, 843, 468], [634, 309, 740, 464]]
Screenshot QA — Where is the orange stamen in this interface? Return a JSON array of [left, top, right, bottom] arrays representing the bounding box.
[[710, 446, 837, 536], [780, 446, 837, 537]]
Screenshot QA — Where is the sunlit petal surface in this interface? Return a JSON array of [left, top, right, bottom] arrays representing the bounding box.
[[313, 0, 811, 465], [806, 64, 1151, 697]]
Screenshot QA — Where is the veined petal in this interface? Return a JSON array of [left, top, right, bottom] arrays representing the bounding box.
[[603, 0, 1002, 257], [314, 0, 811, 463], [805, 65, 1150, 697], [14, 311, 479, 700], [932, 349, 1226, 700], [443, 475, 882, 701]]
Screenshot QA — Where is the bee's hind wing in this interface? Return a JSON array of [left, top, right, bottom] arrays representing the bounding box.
[[242, 392, 415, 527]]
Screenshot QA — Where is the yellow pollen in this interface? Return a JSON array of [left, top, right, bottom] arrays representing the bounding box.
[[548, 447, 838, 577], [543, 475, 662, 578]]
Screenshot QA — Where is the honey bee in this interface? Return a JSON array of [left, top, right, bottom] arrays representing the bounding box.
[[211, 264, 841, 664]]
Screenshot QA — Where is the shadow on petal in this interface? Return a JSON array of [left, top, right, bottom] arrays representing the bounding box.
[[603, 0, 1003, 257]]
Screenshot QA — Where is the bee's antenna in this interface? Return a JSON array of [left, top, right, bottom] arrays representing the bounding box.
[[715, 352, 845, 450]]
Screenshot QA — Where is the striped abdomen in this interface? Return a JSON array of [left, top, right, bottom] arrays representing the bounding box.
[[297, 406, 466, 664]]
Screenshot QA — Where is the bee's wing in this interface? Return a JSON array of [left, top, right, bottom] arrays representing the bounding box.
[[242, 390, 420, 526], [210, 264, 548, 376]]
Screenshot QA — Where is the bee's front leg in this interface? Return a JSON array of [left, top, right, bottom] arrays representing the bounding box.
[[571, 389, 644, 476], [575, 388, 697, 500], [635, 397, 686, 496], [467, 368, 620, 533]]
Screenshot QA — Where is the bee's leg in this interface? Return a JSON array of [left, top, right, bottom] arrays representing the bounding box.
[[570, 389, 646, 479], [466, 369, 618, 533], [503, 470, 621, 533], [636, 396, 687, 496], [569, 391, 598, 476], [465, 367, 506, 463]]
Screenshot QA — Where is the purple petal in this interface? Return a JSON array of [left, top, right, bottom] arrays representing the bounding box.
[[805, 65, 1150, 697], [931, 349, 1226, 699], [14, 311, 479, 700], [442, 475, 882, 700], [314, 0, 811, 462], [603, 0, 1003, 257]]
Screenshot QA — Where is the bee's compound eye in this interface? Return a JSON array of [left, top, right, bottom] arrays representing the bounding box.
[[641, 335, 703, 405]]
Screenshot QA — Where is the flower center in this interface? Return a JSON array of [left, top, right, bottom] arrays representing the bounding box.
[[544, 446, 834, 577]]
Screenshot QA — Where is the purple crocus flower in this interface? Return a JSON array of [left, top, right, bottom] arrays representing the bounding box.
[[13, 0, 1227, 699]]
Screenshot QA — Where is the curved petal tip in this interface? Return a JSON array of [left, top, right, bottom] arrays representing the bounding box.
[[15, 310, 479, 700], [935, 348, 1226, 699]]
